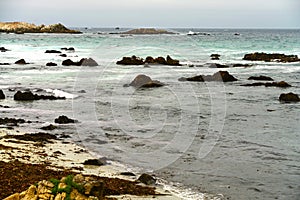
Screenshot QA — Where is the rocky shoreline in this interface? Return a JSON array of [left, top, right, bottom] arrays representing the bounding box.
[[0, 127, 181, 200], [0, 22, 81, 34]]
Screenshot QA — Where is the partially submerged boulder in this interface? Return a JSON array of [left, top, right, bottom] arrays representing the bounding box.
[[138, 174, 156, 185], [46, 62, 57, 66], [179, 71, 238, 82], [127, 74, 164, 88], [0, 47, 10, 52], [45, 50, 61, 53], [209, 63, 229, 68], [279, 93, 300, 102], [15, 59, 28, 65], [14, 91, 65, 101], [116, 56, 144, 65], [62, 58, 98, 66], [243, 52, 300, 62], [0, 90, 5, 99], [241, 81, 291, 88], [117, 55, 181, 66], [210, 54, 220, 60], [54, 115, 76, 124], [248, 75, 273, 81]]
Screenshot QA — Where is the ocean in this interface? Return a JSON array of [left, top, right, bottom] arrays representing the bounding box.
[[0, 28, 300, 199]]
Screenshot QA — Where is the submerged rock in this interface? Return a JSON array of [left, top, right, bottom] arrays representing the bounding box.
[[0, 47, 10, 52], [83, 158, 106, 166], [54, 115, 76, 124], [210, 54, 220, 60], [128, 74, 164, 88], [80, 58, 98, 66], [14, 91, 65, 101], [121, 28, 174, 35], [0, 90, 5, 99], [116, 56, 144, 65], [117, 55, 181, 66], [232, 64, 252, 67], [243, 52, 300, 62], [41, 124, 57, 130], [61, 47, 75, 51], [209, 63, 229, 68], [279, 93, 300, 102], [179, 71, 238, 82], [248, 75, 273, 81], [241, 81, 291, 88]]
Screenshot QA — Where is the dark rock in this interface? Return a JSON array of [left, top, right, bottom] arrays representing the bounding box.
[[45, 50, 61, 53], [116, 55, 144, 65], [145, 56, 156, 64], [59, 54, 67, 57], [41, 124, 57, 130], [279, 93, 300, 102], [210, 54, 220, 60], [121, 28, 174, 35], [138, 173, 156, 185], [166, 55, 181, 66], [265, 81, 291, 88], [0, 47, 9, 52], [129, 74, 164, 88], [61, 47, 75, 51], [15, 59, 28, 65], [232, 64, 252, 67], [0, 63, 10, 65], [155, 56, 167, 65], [4, 132, 57, 143], [120, 172, 136, 176], [62, 59, 80, 66], [83, 159, 105, 166], [0, 90, 5, 99], [0, 117, 26, 125], [248, 75, 273, 81], [179, 71, 238, 82], [14, 91, 35, 100], [243, 52, 300, 62], [80, 58, 98, 66], [241, 81, 291, 88], [46, 62, 57, 66], [54, 115, 76, 124], [209, 63, 229, 68]]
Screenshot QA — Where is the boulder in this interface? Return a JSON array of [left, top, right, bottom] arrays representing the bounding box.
[[138, 173, 156, 185], [80, 58, 98, 66], [0, 89, 5, 99], [279, 93, 300, 102], [62, 59, 80, 66], [248, 75, 273, 81], [41, 124, 57, 130], [45, 50, 61, 53], [0, 47, 10, 52], [145, 56, 156, 64], [14, 91, 36, 100], [128, 74, 164, 88], [155, 56, 167, 65], [61, 47, 75, 51], [243, 52, 300, 62], [83, 159, 105, 166], [116, 55, 144, 65], [166, 55, 181, 66], [265, 81, 291, 88], [15, 59, 28, 65], [59, 54, 67, 57], [54, 115, 76, 124], [46, 62, 57, 66]]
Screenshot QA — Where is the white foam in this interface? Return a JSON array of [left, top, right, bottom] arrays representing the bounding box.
[[45, 89, 78, 99]]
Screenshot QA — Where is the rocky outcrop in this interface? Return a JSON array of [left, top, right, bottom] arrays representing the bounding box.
[[83, 159, 105, 166], [279, 93, 300, 102], [46, 62, 57, 66], [126, 74, 164, 88], [121, 28, 174, 34], [54, 115, 76, 124], [14, 91, 65, 101], [241, 81, 291, 88], [243, 52, 300, 62], [0, 89, 5, 99], [0, 22, 82, 34], [117, 55, 181, 66], [15, 59, 28, 65], [62, 58, 98, 66], [179, 71, 238, 82], [248, 75, 273, 81]]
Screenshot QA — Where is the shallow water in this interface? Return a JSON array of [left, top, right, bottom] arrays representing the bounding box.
[[0, 29, 300, 199]]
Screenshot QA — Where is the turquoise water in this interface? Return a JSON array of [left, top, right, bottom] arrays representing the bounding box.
[[0, 29, 300, 199]]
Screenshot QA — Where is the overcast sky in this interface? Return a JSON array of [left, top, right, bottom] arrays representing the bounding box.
[[0, 0, 299, 28]]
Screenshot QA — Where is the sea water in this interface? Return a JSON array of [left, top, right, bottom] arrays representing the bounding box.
[[0, 28, 300, 199]]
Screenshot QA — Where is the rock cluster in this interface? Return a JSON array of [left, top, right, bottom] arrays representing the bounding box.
[[0, 22, 82, 34], [241, 81, 291, 88], [179, 71, 238, 82], [121, 28, 174, 34], [117, 55, 181, 66], [243, 52, 300, 62], [62, 58, 98, 66], [125, 74, 165, 88], [14, 91, 65, 101]]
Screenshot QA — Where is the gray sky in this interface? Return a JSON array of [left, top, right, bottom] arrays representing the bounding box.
[[0, 0, 299, 28]]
